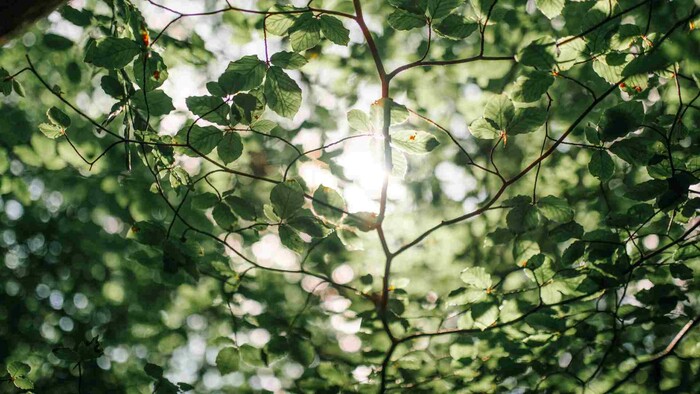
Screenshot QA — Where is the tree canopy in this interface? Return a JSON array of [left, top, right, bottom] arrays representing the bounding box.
[[1, 0, 699, 393]]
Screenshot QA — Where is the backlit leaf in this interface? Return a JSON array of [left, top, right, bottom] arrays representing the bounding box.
[[271, 180, 305, 219], [588, 150, 615, 181], [289, 14, 321, 52], [264, 66, 302, 118], [313, 185, 345, 222], [319, 15, 350, 46], [388, 9, 427, 30], [85, 37, 140, 69], [390, 130, 440, 154]]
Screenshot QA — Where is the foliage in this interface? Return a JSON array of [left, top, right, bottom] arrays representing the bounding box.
[[1, 0, 700, 392]]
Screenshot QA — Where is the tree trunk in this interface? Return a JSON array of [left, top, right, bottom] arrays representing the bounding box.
[[0, 0, 67, 43]]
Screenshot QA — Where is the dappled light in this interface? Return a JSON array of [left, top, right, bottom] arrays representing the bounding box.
[[1, 0, 699, 393]]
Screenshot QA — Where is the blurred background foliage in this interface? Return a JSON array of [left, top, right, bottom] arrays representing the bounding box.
[[0, 0, 699, 393]]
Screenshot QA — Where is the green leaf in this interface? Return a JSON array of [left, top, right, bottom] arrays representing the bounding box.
[[484, 94, 514, 130], [469, 117, 500, 139], [264, 66, 302, 118], [250, 119, 277, 133], [344, 212, 378, 232], [162, 244, 180, 275], [218, 132, 243, 164], [504, 195, 532, 206], [472, 298, 499, 330], [186, 96, 229, 126], [289, 14, 322, 52], [509, 107, 547, 135], [517, 37, 556, 70], [289, 340, 315, 366], [60, 6, 92, 26], [270, 51, 308, 69], [427, 0, 463, 20], [53, 347, 79, 363], [607, 205, 650, 228], [13, 378, 33, 390], [669, 264, 693, 280], [313, 185, 345, 222], [207, 82, 226, 97], [144, 363, 164, 379], [370, 98, 410, 128], [240, 344, 264, 367], [218, 55, 266, 94], [77, 337, 103, 362], [537, 195, 574, 222], [0, 68, 12, 96], [319, 15, 350, 46], [43, 33, 74, 50], [511, 71, 554, 103], [134, 52, 168, 92], [584, 230, 619, 261], [673, 243, 700, 261], [279, 224, 306, 254], [47, 107, 71, 128], [169, 166, 190, 189], [266, 10, 298, 36], [622, 52, 671, 78], [347, 109, 372, 131], [486, 228, 513, 245], [130, 89, 174, 116], [127, 221, 166, 246], [388, 9, 427, 30], [12, 79, 25, 97], [585, 126, 601, 145], [460, 267, 492, 289], [231, 93, 264, 125], [225, 196, 257, 221], [85, 37, 141, 69], [337, 228, 363, 251], [536, 0, 565, 19], [598, 101, 643, 142], [449, 342, 474, 358], [525, 310, 564, 331], [213, 202, 236, 229], [389, 0, 428, 14], [6, 361, 33, 389], [507, 204, 540, 233], [550, 221, 584, 242], [588, 150, 615, 181], [433, 14, 477, 39], [7, 361, 30, 378], [263, 204, 280, 222], [626, 180, 667, 201], [606, 53, 629, 68], [271, 180, 305, 219], [216, 347, 240, 375], [390, 130, 440, 154], [101, 75, 124, 98], [186, 125, 222, 154], [288, 215, 330, 238], [525, 254, 546, 270], [592, 55, 626, 84], [164, 254, 196, 279], [39, 123, 64, 139], [192, 192, 219, 209], [610, 24, 642, 50], [609, 137, 654, 165]]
